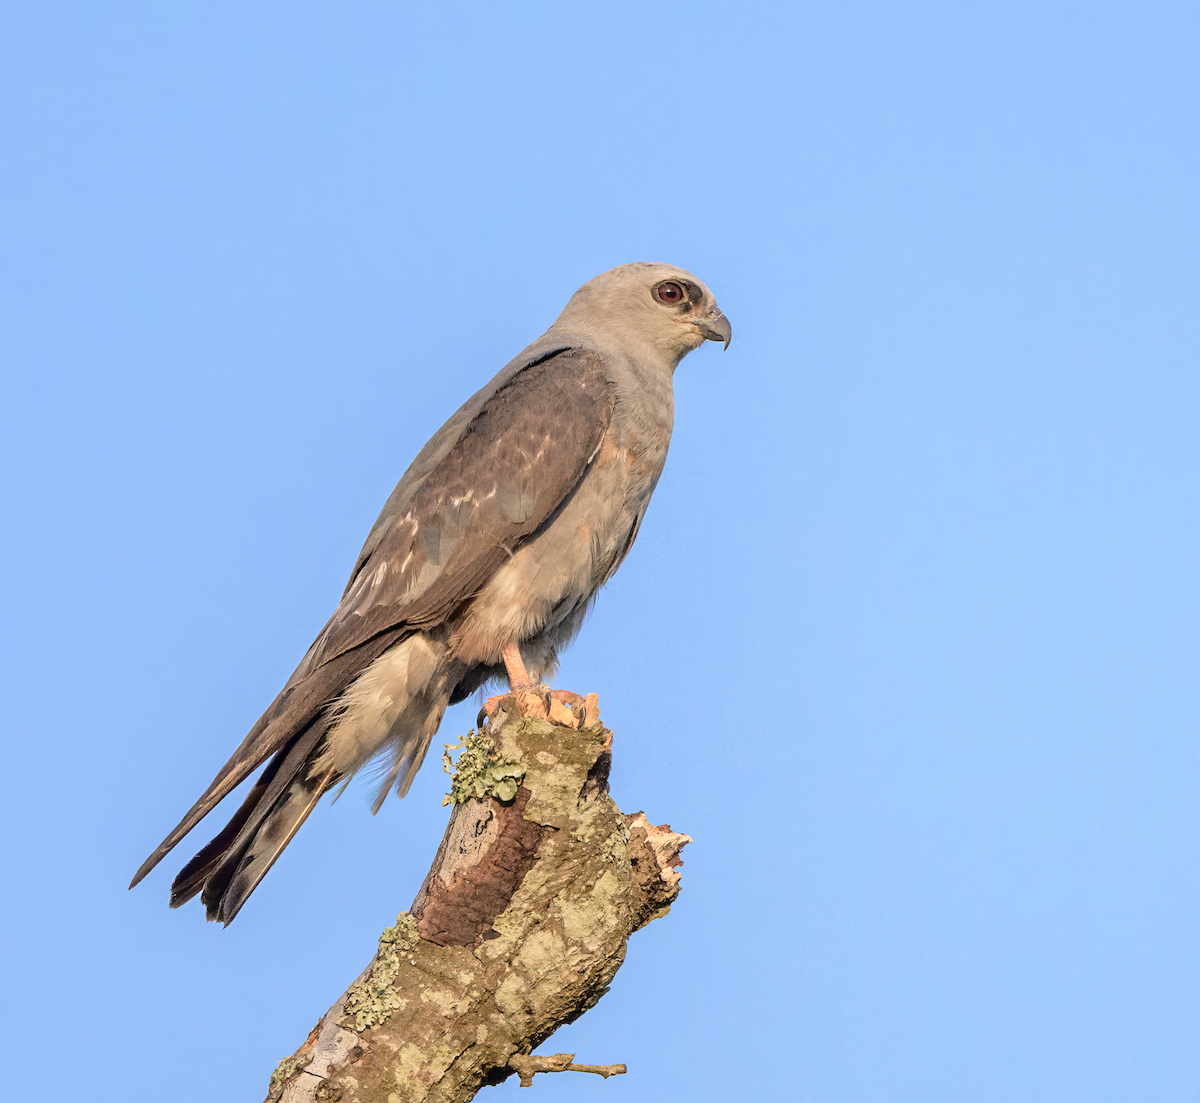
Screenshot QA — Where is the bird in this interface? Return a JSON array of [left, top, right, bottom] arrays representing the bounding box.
[[129, 261, 730, 924]]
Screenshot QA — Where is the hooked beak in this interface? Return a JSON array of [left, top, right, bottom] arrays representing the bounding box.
[[696, 308, 732, 350]]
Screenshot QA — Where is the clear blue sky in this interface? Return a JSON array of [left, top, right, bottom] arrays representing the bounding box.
[[3, 3, 1197, 1100]]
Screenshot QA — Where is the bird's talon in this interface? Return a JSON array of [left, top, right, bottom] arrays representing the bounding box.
[[547, 695, 581, 728], [514, 686, 550, 719]]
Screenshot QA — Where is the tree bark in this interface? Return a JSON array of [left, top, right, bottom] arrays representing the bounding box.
[[266, 691, 690, 1103]]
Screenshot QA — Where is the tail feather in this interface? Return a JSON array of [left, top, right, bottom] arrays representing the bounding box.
[[206, 763, 337, 925], [129, 624, 413, 892], [369, 695, 448, 814], [169, 772, 275, 908], [200, 726, 331, 924], [164, 724, 333, 923], [156, 638, 462, 924]]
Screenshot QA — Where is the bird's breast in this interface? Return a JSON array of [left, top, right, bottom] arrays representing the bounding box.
[[449, 407, 673, 669]]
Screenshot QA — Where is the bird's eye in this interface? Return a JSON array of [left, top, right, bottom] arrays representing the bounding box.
[[655, 281, 686, 305]]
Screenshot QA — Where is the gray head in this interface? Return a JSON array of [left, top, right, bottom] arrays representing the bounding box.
[[551, 262, 731, 368]]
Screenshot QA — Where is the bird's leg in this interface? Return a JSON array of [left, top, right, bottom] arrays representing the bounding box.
[[479, 650, 601, 728], [481, 642, 550, 720], [501, 641, 533, 690]]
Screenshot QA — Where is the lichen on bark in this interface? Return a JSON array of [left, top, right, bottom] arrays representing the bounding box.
[[441, 730, 527, 805], [268, 1054, 314, 1102], [341, 912, 420, 1031]]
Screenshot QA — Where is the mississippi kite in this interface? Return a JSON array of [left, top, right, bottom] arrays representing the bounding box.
[[130, 262, 730, 924]]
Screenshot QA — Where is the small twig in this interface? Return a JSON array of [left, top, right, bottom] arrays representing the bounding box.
[[567, 1062, 628, 1080], [508, 1053, 628, 1088]]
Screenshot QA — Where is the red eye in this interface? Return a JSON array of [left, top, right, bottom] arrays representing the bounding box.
[[656, 281, 684, 304]]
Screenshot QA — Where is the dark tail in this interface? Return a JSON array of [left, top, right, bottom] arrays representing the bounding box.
[[170, 726, 338, 925]]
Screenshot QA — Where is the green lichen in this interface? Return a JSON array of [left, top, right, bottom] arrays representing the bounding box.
[[441, 729, 526, 806], [267, 1052, 313, 1100], [341, 912, 419, 1032]]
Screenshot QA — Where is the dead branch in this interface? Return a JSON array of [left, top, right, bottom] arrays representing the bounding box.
[[507, 1053, 627, 1087], [266, 691, 690, 1103]]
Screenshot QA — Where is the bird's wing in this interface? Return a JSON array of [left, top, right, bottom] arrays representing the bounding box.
[[130, 347, 614, 887], [314, 346, 614, 657]]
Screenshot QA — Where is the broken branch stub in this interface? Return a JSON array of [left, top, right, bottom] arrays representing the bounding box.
[[507, 1053, 628, 1087], [268, 691, 691, 1103]]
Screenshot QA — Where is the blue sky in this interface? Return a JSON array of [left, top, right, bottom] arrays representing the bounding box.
[[3, 3, 1197, 1100]]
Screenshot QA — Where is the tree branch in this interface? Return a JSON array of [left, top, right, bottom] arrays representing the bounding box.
[[507, 1053, 627, 1087], [267, 691, 690, 1103]]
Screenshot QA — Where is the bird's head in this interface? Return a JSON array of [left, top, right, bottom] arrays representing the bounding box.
[[553, 262, 731, 369]]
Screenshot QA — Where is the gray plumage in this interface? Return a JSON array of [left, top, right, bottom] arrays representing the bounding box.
[[129, 261, 730, 924]]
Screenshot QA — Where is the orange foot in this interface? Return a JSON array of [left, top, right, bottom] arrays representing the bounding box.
[[481, 689, 601, 729], [483, 685, 548, 720]]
